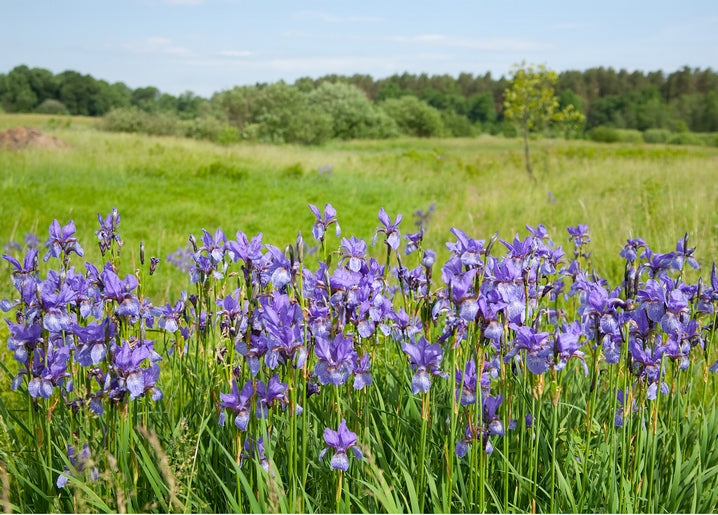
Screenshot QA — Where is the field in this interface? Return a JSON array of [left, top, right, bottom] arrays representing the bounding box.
[[1, 113, 718, 513]]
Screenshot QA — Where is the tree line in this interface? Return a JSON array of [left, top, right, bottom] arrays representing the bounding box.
[[1, 64, 717, 143]]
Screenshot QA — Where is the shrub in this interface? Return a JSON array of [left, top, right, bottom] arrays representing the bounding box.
[[183, 117, 240, 145], [98, 107, 182, 137], [667, 132, 705, 146], [440, 110, 476, 137], [642, 129, 671, 143], [588, 126, 620, 143], [35, 99, 69, 115], [380, 96, 445, 137], [308, 82, 398, 140]]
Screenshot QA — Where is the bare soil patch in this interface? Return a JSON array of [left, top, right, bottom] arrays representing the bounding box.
[[0, 126, 71, 151]]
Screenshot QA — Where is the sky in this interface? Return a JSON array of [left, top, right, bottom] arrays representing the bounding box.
[[1, 0, 717, 98]]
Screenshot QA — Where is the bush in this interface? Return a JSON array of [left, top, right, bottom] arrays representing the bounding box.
[[35, 99, 69, 115], [642, 129, 671, 143], [380, 96, 445, 137], [440, 110, 476, 137], [183, 117, 240, 145], [308, 82, 398, 140], [697, 132, 718, 147], [588, 126, 620, 143], [98, 107, 182, 136], [667, 132, 705, 146]]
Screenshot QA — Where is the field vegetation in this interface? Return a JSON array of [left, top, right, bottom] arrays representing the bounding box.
[[1, 112, 718, 512]]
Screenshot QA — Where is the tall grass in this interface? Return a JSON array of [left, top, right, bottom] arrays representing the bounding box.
[[1, 114, 718, 512]]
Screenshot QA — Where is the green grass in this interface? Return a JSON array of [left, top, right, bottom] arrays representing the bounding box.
[[2, 113, 717, 301], [2, 113, 718, 513]]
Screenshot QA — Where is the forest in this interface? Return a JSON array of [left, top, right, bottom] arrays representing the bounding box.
[[1, 64, 717, 145]]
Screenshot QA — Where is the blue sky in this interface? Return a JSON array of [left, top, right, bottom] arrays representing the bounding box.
[[1, 0, 716, 97]]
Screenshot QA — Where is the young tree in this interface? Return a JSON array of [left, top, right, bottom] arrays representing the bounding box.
[[503, 62, 585, 181]]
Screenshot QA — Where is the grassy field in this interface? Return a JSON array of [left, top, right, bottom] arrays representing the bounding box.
[[2, 113, 718, 513], [1, 113, 717, 300]]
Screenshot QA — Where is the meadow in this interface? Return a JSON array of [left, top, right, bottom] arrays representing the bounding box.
[[1, 113, 718, 513]]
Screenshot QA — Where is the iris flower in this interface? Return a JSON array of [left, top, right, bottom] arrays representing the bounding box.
[[319, 419, 363, 471]]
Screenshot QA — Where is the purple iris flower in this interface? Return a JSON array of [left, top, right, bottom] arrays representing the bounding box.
[[340, 236, 367, 273], [198, 228, 227, 263], [259, 245, 293, 290], [456, 394, 504, 457], [28, 344, 71, 398], [261, 292, 306, 369], [219, 379, 254, 430], [100, 265, 140, 317], [319, 419, 363, 471], [314, 334, 357, 386], [216, 290, 248, 339], [404, 230, 423, 255], [158, 298, 185, 333], [6, 321, 42, 364], [446, 228, 485, 268], [308, 203, 340, 242], [374, 208, 402, 250], [73, 318, 117, 366], [241, 436, 269, 473], [504, 325, 552, 375], [629, 339, 669, 400], [236, 335, 268, 377], [401, 335, 447, 394], [96, 208, 122, 256], [353, 354, 373, 390], [44, 219, 84, 262], [227, 231, 264, 267], [554, 321, 588, 375], [255, 375, 288, 418], [3, 248, 38, 291], [567, 224, 590, 247], [636, 280, 667, 323], [111, 339, 162, 401], [39, 276, 78, 333], [57, 444, 98, 489], [620, 237, 647, 263]]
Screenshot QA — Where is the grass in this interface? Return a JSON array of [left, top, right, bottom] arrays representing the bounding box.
[[1, 114, 718, 513], [1, 113, 717, 301]]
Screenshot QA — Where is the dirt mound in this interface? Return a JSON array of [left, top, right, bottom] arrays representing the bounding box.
[[0, 126, 71, 151]]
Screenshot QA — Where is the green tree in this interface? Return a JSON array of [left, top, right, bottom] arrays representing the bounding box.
[[380, 96, 445, 137], [308, 81, 397, 140], [503, 62, 585, 181]]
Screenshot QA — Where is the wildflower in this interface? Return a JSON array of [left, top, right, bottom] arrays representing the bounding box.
[[96, 208, 122, 256], [314, 334, 357, 386], [353, 354, 373, 390], [402, 335, 447, 394], [255, 375, 288, 418], [44, 219, 84, 262], [504, 325, 552, 375], [241, 436, 269, 472], [308, 203, 340, 242], [319, 419, 363, 471], [456, 394, 504, 457], [57, 444, 98, 489], [340, 236, 367, 273], [374, 207, 402, 250], [219, 379, 253, 430]]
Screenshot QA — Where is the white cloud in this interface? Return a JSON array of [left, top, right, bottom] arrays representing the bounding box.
[[125, 37, 194, 57], [219, 50, 252, 57], [389, 34, 553, 52], [163, 0, 205, 5], [294, 10, 383, 23]]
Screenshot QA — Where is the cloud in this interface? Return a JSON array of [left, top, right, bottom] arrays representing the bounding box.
[[163, 0, 205, 4], [389, 34, 553, 52], [294, 10, 383, 23], [219, 50, 252, 57], [125, 37, 194, 57]]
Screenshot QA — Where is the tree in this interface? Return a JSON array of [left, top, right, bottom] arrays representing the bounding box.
[[503, 62, 585, 181], [380, 96, 445, 137]]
